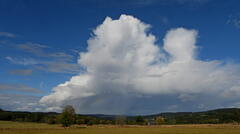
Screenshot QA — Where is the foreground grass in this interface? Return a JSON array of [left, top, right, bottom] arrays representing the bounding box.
[[1, 121, 240, 134]]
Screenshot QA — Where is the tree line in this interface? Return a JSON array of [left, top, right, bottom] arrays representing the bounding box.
[[1, 107, 240, 127]]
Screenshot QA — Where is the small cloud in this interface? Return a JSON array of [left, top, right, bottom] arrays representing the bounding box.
[[0, 32, 16, 38], [178, 94, 195, 102], [197, 104, 206, 109], [231, 19, 240, 29], [167, 105, 179, 111], [227, 13, 240, 29], [9, 69, 33, 76], [45, 106, 62, 112], [70, 49, 80, 54]]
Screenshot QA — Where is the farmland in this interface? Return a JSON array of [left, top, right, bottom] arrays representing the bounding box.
[[1, 121, 240, 134]]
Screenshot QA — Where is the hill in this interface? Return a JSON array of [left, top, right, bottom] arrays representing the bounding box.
[[144, 108, 240, 124]]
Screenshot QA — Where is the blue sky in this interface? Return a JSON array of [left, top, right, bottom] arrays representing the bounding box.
[[1, 0, 240, 114]]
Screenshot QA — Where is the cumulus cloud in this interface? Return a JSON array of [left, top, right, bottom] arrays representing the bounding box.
[[40, 15, 240, 114]]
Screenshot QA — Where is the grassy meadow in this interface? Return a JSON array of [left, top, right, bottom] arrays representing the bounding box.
[[1, 121, 240, 134]]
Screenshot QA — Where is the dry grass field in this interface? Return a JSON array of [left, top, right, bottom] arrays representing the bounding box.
[[1, 121, 240, 134]]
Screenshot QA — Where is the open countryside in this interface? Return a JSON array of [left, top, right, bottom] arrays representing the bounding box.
[[1, 0, 240, 134], [1, 108, 240, 134], [1, 121, 240, 134]]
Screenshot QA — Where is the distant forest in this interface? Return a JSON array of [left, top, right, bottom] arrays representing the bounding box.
[[1, 108, 240, 125]]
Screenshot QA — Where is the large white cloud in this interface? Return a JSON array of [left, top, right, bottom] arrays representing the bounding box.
[[40, 15, 240, 114]]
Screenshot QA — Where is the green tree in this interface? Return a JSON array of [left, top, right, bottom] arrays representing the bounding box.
[[59, 105, 76, 127], [135, 116, 145, 125]]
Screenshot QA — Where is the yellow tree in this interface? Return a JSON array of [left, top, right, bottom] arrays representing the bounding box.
[[155, 116, 165, 125]]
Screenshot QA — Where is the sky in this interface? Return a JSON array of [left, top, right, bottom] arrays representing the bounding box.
[[0, 0, 240, 115]]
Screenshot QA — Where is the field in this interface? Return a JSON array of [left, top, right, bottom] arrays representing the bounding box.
[[1, 121, 240, 134]]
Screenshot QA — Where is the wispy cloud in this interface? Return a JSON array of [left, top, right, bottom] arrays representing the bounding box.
[[5, 41, 80, 74], [34, 61, 81, 74], [9, 69, 33, 75], [6, 56, 38, 65], [18, 43, 49, 57], [0, 32, 16, 38], [6, 56, 80, 74], [0, 93, 43, 112], [0, 83, 45, 112], [0, 83, 42, 94], [229, 19, 240, 29], [18, 43, 73, 62]]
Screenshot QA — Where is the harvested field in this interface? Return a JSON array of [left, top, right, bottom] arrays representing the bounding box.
[[1, 121, 240, 134]]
